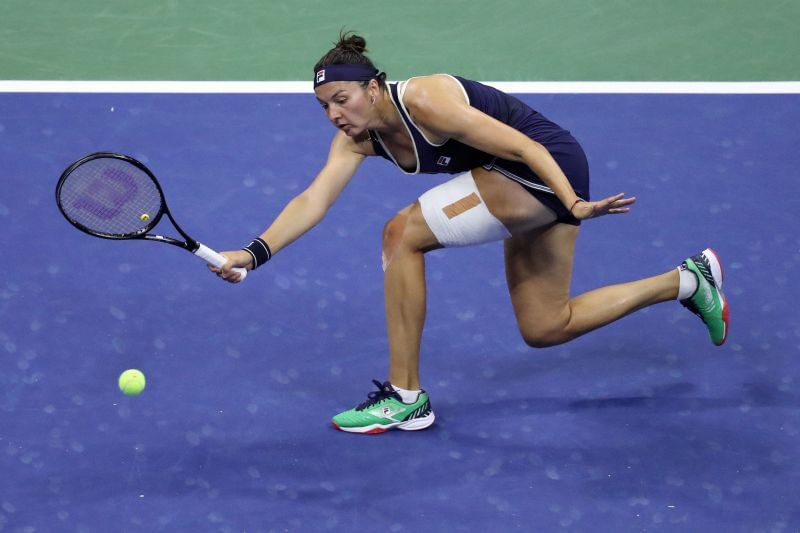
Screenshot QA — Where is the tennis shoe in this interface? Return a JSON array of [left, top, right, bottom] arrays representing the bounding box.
[[680, 248, 729, 346], [332, 380, 435, 434]]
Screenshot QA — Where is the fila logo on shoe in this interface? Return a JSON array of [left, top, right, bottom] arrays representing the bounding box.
[[375, 406, 405, 419]]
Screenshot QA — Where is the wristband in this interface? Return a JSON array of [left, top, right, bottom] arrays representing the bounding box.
[[242, 238, 272, 269], [569, 198, 585, 214]]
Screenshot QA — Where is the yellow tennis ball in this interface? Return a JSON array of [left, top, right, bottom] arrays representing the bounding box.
[[140, 213, 150, 222], [119, 369, 146, 396]]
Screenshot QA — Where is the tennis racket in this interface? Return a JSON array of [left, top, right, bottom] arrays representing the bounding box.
[[56, 152, 247, 280]]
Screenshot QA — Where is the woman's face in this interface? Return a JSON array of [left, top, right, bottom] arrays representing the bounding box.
[[314, 81, 372, 136]]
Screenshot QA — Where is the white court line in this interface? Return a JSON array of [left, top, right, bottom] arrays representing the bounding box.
[[0, 80, 799, 94]]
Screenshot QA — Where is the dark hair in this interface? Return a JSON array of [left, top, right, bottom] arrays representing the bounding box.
[[314, 31, 387, 89]]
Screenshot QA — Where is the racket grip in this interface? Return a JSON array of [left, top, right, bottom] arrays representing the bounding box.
[[195, 243, 248, 281]]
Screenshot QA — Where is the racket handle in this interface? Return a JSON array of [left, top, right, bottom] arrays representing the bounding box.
[[195, 243, 248, 281]]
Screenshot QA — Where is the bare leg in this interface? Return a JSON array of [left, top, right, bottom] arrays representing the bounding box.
[[469, 167, 680, 347], [566, 272, 678, 337], [504, 222, 679, 347], [382, 203, 440, 389], [381, 167, 681, 388]]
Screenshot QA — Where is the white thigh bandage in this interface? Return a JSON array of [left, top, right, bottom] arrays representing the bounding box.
[[419, 171, 511, 247]]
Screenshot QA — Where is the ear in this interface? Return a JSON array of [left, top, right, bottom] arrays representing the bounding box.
[[367, 78, 381, 98]]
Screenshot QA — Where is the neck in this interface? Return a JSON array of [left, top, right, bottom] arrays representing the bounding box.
[[368, 89, 403, 134]]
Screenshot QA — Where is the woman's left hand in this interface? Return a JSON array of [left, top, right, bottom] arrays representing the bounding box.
[[570, 193, 636, 220]]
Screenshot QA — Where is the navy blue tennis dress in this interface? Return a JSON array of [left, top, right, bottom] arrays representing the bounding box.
[[369, 75, 590, 225]]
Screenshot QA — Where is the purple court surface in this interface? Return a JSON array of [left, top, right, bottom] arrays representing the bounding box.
[[1, 93, 799, 532]]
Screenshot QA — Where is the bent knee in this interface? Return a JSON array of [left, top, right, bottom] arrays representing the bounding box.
[[383, 204, 439, 253], [382, 205, 414, 252], [519, 322, 570, 348], [382, 204, 440, 271]]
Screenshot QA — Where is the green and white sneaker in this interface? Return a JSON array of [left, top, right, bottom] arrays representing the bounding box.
[[332, 380, 435, 434], [680, 248, 729, 346]]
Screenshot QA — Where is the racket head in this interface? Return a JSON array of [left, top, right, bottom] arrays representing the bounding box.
[[56, 152, 167, 240]]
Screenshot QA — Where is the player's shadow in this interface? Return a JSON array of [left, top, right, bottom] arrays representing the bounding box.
[[566, 381, 797, 412], [447, 380, 799, 416]]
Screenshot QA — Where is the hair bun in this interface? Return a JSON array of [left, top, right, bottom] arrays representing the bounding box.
[[313, 30, 385, 86], [336, 32, 367, 55]]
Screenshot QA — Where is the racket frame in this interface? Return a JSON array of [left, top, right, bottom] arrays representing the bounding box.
[[56, 152, 201, 252], [55, 151, 248, 280]]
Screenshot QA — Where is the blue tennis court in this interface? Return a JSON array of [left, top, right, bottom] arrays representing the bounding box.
[[1, 92, 799, 531]]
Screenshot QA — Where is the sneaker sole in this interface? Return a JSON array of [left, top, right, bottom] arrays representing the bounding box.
[[700, 248, 729, 345], [332, 411, 436, 434], [703, 248, 724, 287], [718, 290, 729, 345]]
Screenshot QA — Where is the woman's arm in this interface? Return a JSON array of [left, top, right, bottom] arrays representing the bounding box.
[[404, 76, 633, 220], [261, 131, 365, 253], [214, 131, 365, 281]]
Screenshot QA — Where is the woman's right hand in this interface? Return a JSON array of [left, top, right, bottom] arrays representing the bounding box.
[[208, 249, 254, 284], [570, 193, 636, 220]]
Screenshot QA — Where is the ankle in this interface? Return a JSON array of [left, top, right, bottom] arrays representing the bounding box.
[[388, 374, 420, 391], [391, 383, 422, 403], [677, 266, 698, 300]]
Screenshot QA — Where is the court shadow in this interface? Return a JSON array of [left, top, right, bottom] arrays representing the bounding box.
[[568, 381, 798, 412], [444, 380, 799, 418]]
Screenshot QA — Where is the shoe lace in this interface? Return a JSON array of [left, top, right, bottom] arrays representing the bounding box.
[[356, 380, 400, 411]]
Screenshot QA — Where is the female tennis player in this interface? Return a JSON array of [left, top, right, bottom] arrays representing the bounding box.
[[211, 32, 728, 434]]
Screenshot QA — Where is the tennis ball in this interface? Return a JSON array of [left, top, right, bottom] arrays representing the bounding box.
[[140, 213, 150, 222], [119, 369, 146, 396]]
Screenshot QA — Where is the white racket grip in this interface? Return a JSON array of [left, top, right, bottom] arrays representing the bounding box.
[[195, 243, 248, 281]]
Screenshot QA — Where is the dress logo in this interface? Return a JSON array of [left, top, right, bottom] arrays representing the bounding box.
[[436, 156, 452, 166]]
